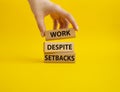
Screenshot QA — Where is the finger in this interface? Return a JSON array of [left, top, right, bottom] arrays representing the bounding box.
[[58, 18, 64, 29], [55, 6, 78, 30], [64, 13, 78, 30], [53, 19, 58, 30], [59, 18, 69, 29], [35, 15, 46, 37], [63, 18, 69, 28]]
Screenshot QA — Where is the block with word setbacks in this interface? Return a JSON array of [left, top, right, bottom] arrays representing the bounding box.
[[45, 28, 75, 40], [44, 52, 75, 63]]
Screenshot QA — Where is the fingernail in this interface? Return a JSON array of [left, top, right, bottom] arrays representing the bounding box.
[[74, 26, 79, 31], [76, 26, 79, 31]]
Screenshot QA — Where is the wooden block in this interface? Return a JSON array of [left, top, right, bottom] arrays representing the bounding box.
[[44, 42, 74, 53], [44, 52, 75, 63], [45, 28, 75, 40]]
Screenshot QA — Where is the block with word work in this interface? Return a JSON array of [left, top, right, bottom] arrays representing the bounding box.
[[44, 42, 74, 53], [44, 52, 75, 63], [45, 28, 75, 40]]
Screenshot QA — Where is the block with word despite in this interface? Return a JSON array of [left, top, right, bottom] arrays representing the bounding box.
[[44, 42, 74, 53], [44, 52, 75, 63], [45, 28, 75, 40]]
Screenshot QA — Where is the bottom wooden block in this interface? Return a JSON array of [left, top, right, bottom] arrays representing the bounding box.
[[44, 53, 75, 63]]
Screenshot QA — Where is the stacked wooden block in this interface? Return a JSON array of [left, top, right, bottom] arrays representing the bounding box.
[[44, 28, 76, 63]]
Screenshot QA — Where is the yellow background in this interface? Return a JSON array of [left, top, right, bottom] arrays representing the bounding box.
[[0, 0, 120, 92]]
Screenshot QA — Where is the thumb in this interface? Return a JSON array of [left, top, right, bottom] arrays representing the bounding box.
[[35, 15, 46, 37]]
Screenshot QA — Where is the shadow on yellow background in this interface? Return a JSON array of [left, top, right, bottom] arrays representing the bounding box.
[[0, 0, 120, 92]]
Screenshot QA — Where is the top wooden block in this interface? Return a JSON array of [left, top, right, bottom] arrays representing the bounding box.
[[45, 28, 75, 40]]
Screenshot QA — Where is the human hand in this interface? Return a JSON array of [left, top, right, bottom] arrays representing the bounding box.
[[28, 0, 78, 37]]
